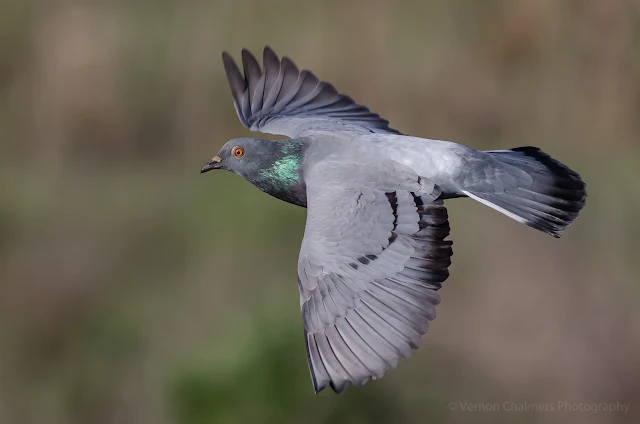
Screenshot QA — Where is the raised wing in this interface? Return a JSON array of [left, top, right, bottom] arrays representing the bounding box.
[[222, 47, 401, 138], [298, 161, 452, 393]]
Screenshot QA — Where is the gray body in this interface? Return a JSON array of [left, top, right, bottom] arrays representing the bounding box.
[[202, 47, 586, 393], [301, 131, 473, 195]]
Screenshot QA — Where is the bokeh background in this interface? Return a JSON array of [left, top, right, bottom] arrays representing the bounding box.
[[1, 0, 639, 423]]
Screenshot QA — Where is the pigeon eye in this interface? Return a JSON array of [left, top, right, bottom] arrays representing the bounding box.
[[232, 146, 244, 157]]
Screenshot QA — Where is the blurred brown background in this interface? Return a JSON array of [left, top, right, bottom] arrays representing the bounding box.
[[1, 0, 639, 423]]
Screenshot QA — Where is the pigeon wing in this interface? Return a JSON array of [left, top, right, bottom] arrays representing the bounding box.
[[222, 47, 400, 138], [298, 160, 452, 393]]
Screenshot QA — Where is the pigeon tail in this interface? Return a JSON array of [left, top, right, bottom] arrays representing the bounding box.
[[462, 147, 586, 237]]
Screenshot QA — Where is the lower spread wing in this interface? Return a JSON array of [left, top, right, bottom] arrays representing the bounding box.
[[298, 161, 453, 393]]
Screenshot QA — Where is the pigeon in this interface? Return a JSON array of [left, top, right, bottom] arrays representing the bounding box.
[[201, 47, 586, 393]]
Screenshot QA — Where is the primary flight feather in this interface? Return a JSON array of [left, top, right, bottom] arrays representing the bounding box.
[[201, 47, 586, 393]]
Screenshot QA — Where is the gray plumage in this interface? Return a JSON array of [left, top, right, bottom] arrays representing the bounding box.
[[221, 47, 400, 136], [202, 47, 586, 393]]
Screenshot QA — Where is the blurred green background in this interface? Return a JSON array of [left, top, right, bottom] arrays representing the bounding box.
[[1, 0, 639, 423]]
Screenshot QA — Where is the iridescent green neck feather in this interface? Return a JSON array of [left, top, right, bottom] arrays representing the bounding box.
[[258, 154, 300, 190], [253, 141, 307, 207]]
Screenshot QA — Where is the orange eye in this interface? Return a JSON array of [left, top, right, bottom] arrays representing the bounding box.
[[232, 146, 244, 157]]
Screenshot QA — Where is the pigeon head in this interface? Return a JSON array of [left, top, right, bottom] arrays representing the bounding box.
[[201, 137, 308, 207]]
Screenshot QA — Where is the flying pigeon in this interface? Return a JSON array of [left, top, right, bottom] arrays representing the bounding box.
[[201, 47, 586, 393]]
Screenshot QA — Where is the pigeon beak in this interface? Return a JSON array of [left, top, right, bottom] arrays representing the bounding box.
[[200, 156, 222, 173]]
